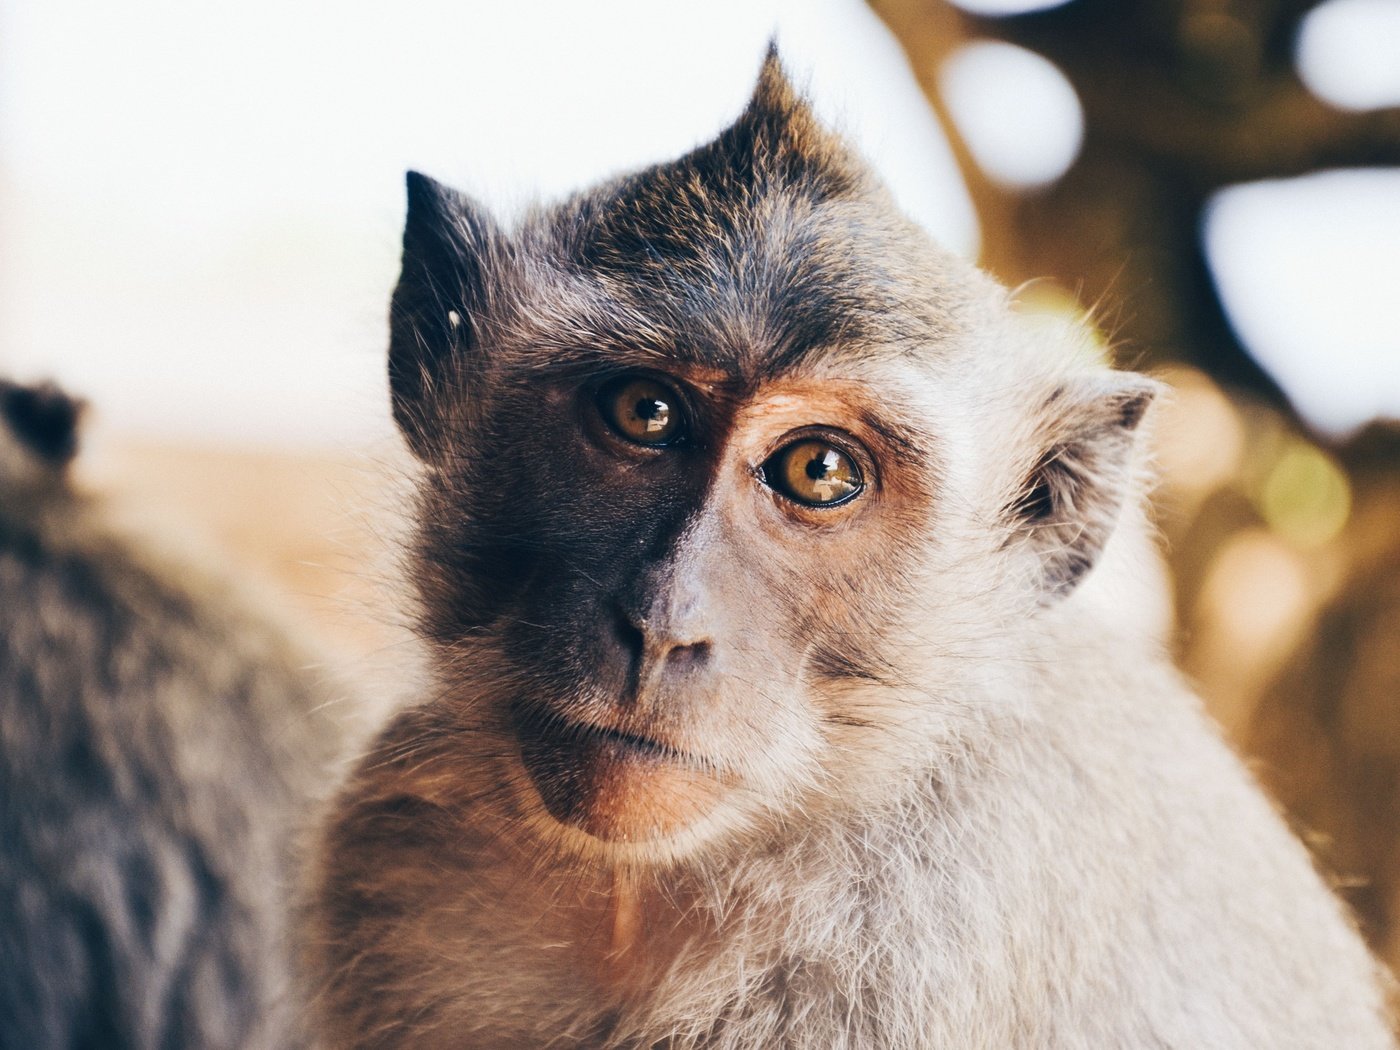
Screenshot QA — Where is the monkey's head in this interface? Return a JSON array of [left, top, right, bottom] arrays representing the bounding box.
[[389, 51, 1159, 862]]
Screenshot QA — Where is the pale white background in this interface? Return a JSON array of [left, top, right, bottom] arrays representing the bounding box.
[[0, 0, 974, 450], [1, 0, 1396, 447]]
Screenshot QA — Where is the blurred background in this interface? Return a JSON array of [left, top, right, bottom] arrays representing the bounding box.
[[2, 0, 1398, 964]]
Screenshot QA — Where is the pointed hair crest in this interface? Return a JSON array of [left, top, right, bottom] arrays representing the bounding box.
[[699, 44, 862, 200]]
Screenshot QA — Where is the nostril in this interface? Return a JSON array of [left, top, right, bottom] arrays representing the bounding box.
[[611, 608, 645, 661], [666, 639, 711, 670]]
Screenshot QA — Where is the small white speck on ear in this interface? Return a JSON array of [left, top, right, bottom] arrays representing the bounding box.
[[447, 310, 462, 330]]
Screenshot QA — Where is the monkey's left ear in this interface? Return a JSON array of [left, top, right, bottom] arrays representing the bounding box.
[[389, 171, 504, 462], [1006, 373, 1162, 601]]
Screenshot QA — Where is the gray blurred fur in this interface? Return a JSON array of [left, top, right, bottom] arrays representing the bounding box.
[[0, 379, 347, 1049]]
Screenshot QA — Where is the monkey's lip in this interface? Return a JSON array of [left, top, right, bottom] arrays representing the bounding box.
[[511, 708, 730, 842]]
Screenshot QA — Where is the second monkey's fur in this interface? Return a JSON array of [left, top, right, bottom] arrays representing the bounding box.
[[0, 380, 349, 1049], [307, 52, 1397, 1048]]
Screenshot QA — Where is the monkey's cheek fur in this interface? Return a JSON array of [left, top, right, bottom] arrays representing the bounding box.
[[514, 718, 730, 843]]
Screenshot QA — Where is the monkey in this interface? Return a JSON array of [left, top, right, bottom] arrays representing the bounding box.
[[0, 377, 349, 1049], [304, 50, 1398, 1049]]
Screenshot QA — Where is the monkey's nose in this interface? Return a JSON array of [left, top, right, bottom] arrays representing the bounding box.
[[609, 604, 712, 702]]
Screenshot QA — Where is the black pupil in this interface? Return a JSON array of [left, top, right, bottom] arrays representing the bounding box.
[[636, 397, 665, 421], [805, 449, 837, 480]]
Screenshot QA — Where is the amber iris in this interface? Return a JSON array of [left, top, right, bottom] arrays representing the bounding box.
[[598, 376, 684, 445], [765, 439, 863, 507]]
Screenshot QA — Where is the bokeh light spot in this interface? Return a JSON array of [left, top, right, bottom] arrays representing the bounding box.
[[939, 41, 1084, 190], [949, 0, 1076, 16], [1155, 367, 1246, 499], [1203, 169, 1400, 436], [1257, 441, 1352, 549], [1189, 528, 1315, 732], [1297, 0, 1400, 111]]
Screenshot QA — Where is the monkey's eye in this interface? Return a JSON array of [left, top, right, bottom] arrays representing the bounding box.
[[762, 440, 863, 507], [597, 376, 685, 446]]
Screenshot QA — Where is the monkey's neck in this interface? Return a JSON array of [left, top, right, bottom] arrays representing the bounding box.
[[584, 867, 644, 994], [581, 861, 719, 997], [606, 867, 640, 964]]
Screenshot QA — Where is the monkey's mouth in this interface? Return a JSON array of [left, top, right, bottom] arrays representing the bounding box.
[[511, 707, 729, 843]]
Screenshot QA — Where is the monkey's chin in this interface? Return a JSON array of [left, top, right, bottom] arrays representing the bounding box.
[[514, 716, 729, 844]]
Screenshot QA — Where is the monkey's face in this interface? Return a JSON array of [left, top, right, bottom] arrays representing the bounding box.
[[412, 355, 942, 851]]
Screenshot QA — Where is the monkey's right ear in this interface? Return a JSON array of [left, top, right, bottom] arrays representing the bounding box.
[[389, 171, 503, 461], [1006, 373, 1162, 602]]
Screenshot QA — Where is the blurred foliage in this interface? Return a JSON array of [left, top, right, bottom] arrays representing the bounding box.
[[872, 0, 1400, 967]]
